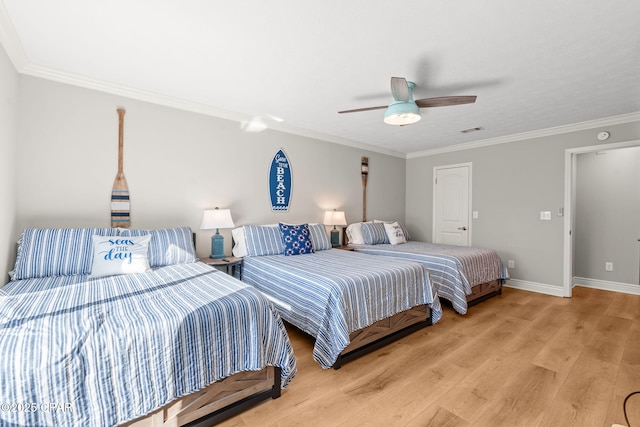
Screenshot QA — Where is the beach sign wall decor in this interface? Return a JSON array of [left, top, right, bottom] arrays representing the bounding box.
[[269, 149, 292, 212]]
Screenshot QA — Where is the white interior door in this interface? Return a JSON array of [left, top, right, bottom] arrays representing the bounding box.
[[433, 164, 471, 246]]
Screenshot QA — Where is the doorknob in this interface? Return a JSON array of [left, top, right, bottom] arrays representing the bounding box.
[[458, 226, 467, 231]]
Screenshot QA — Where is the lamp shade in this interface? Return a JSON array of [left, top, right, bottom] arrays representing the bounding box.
[[384, 101, 421, 125], [323, 210, 347, 226], [200, 208, 235, 230]]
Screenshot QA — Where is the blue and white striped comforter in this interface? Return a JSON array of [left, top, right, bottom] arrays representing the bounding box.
[[0, 262, 296, 427], [351, 241, 509, 314], [242, 249, 441, 369]]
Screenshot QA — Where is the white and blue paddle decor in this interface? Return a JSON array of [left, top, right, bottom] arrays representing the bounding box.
[[111, 108, 130, 227]]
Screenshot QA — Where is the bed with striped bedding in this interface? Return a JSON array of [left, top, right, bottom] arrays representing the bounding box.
[[350, 241, 509, 314], [0, 262, 296, 426], [242, 249, 442, 369]]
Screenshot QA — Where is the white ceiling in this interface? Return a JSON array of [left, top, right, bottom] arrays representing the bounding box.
[[1, 0, 639, 156]]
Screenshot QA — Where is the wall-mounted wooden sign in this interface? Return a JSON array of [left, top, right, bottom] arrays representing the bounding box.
[[269, 149, 292, 212]]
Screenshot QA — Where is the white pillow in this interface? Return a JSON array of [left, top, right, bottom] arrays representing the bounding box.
[[90, 234, 152, 277], [231, 227, 248, 257], [345, 222, 366, 245], [384, 222, 407, 245]]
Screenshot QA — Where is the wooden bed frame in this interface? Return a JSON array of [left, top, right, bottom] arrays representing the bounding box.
[[122, 366, 282, 427], [125, 238, 283, 426], [331, 304, 432, 370], [466, 279, 502, 307]]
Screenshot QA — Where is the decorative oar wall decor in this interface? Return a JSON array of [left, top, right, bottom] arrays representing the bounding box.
[[110, 108, 131, 227], [361, 156, 368, 222]]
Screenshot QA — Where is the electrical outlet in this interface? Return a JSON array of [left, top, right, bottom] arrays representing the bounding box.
[[508, 260, 515, 269], [605, 262, 613, 271]]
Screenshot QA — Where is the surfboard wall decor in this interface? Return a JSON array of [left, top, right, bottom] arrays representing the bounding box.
[[269, 149, 292, 212]]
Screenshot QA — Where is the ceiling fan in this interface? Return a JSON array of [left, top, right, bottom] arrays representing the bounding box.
[[338, 77, 477, 126]]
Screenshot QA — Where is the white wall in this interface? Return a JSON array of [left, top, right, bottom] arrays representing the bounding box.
[[0, 43, 18, 282], [406, 121, 640, 292], [13, 76, 406, 265], [574, 147, 640, 284]]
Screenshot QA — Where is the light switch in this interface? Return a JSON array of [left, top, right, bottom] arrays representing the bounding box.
[[540, 211, 551, 220], [472, 211, 479, 219]]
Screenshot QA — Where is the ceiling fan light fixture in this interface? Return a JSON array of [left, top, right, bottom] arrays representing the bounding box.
[[383, 101, 421, 125]]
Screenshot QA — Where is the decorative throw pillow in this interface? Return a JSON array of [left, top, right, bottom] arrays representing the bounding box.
[[279, 223, 314, 256], [90, 234, 152, 277], [361, 222, 390, 245], [374, 220, 411, 241], [384, 222, 407, 245]]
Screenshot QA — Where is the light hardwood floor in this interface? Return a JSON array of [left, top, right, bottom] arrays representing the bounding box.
[[219, 287, 640, 426]]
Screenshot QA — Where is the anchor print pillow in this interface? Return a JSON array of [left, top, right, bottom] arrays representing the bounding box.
[[279, 223, 314, 256]]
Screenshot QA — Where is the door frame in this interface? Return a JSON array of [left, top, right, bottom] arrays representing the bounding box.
[[563, 139, 640, 297], [432, 162, 473, 246]]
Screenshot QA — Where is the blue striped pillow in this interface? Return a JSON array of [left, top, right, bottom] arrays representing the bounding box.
[[308, 224, 331, 251], [10, 227, 119, 279], [361, 222, 390, 245], [243, 225, 284, 257], [120, 227, 197, 267]]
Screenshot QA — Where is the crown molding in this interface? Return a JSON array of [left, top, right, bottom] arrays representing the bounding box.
[[15, 62, 406, 159], [407, 112, 640, 159]]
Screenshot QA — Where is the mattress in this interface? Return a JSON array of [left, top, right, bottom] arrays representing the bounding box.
[[351, 241, 509, 314], [0, 262, 296, 427], [242, 249, 442, 368]]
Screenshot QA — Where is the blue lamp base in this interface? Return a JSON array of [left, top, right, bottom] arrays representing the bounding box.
[[210, 230, 225, 259], [330, 228, 340, 248]]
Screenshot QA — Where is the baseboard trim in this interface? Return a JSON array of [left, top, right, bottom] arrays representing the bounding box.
[[504, 279, 565, 297], [573, 277, 640, 295]]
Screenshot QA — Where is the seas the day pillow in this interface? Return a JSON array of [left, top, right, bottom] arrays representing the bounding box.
[[384, 222, 407, 245], [279, 223, 314, 256], [90, 234, 152, 277]]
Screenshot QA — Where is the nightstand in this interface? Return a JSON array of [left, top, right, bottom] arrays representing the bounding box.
[[200, 256, 243, 279], [333, 246, 354, 251]]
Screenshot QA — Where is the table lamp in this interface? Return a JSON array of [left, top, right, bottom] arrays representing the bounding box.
[[200, 207, 235, 259], [323, 209, 347, 247]]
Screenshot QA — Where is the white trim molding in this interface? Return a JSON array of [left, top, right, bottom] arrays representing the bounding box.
[[573, 277, 640, 296], [504, 279, 565, 297], [408, 112, 640, 159]]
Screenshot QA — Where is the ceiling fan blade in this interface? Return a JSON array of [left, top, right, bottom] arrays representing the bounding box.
[[390, 77, 410, 102], [338, 105, 388, 114], [415, 96, 477, 108]]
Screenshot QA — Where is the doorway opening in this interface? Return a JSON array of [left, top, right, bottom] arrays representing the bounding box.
[[563, 139, 640, 297]]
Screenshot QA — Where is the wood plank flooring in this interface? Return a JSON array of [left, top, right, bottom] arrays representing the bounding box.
[[218, 287, 640, 427]]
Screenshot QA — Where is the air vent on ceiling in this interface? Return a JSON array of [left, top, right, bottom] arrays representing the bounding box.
[[460, 126, 484, 134]]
